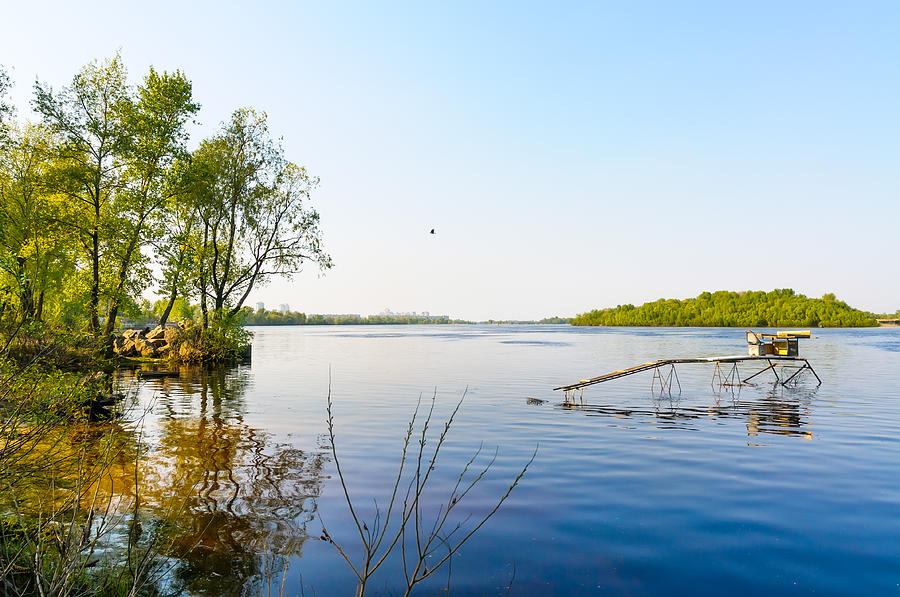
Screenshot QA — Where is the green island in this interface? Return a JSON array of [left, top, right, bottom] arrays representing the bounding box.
[[572, 289, 883, 328]]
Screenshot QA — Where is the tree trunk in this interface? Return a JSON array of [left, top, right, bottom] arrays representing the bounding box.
[[89, 228, 100, 336], [159, 286, 178, 327], [200, 224, 209, 331], [20, 284, 35, 321], [103, 225, 144, 353], [102, 302, 120, 359], [35, 290, 44, 322], [16, 257, 36, 322], [228, 262, 262, 318]]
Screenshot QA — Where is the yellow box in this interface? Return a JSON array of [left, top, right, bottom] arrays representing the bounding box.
[[776, 330, 811, 338]]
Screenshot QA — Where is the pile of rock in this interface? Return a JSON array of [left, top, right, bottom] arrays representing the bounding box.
[[112, 320, 249, 363], [113, 324, 184, 359]]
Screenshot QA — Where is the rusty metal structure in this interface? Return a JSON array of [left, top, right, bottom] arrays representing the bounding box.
[[555, 330, 821, 404]]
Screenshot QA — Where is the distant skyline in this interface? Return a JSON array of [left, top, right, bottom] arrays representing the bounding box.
[[3, 2, 898, 320]]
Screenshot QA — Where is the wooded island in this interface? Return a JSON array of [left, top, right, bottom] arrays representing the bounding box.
[[573, 290, 880, 328]]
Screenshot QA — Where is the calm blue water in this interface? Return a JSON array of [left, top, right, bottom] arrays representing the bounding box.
[[124, 325, 900, 596]]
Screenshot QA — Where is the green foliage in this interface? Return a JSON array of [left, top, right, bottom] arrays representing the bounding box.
[[538, 316, 569, 324], [188, 108, 332, 321], [33, 53, 133, 335], [0, 319, 105, 373], [201, 315, 252, 363], [0, 359, 101, 426], [165, 313, 252, 364], [240, 306, 308, 325], [572, 289, 878, 328], [480, 317, 568, 324], [1, 55, 330, 351], [0, 123, 76, 324]]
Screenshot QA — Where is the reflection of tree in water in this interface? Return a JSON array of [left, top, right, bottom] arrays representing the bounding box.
[[118, 365, 253, 420], [122, 365, 326, 596], [560, 385, 817, 439]]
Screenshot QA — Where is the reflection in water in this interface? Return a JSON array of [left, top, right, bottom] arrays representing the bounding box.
[[0, 419, 141, 515], [115, 366, 327, 596], [561, 385, 817, 439]]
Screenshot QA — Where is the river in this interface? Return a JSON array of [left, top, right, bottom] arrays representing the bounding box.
[[116, 325, 900, 595]]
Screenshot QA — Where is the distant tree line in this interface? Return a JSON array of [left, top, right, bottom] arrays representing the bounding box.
[[241, 307, 464, 325], [481, 317, 569, 324], [125, 301, 464, 326], [572, 289, 878, 328]]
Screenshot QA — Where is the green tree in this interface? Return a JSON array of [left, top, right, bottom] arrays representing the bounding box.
[[188, 109, 331, 327], [573, 289, 876, 327], [34, 54, 131, 336], [0, 124, 74, 322], [99, 67, 198, 340]]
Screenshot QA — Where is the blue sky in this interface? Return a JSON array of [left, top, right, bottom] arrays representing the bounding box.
[[2, 2, 898, 319]]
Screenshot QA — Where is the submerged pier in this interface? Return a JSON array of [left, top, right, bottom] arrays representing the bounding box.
[[555, 331, 821, 403]]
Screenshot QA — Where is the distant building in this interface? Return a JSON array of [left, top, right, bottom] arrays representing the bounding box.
[[256, 302, 265, 311], [378, 308, 447, 320], [279, 303, 290, 314]]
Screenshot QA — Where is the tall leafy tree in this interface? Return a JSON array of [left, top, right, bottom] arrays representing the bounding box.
[[34, 56, 199, 340], [189, 109, 331, 327], [2, 56, 332, 347], [0, 124, 74, 322], [33, 54, 130, 336], [100, 67, 198, 338]]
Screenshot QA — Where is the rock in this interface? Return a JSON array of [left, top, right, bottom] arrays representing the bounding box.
[[163, 326, 180, 344], [134, 338, 161, 356], [122, 339, 138, 357], [113, 322, 201, 361], [147, 337, 167, 349]]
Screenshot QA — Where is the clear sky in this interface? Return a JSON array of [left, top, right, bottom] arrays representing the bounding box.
[[2, 1, 898, 320]]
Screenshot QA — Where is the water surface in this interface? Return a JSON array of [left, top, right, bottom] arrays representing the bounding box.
[[122, 325, 900, 595]]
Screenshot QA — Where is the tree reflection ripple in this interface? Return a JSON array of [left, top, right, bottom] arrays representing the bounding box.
[[119, 366, 327, 596]]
